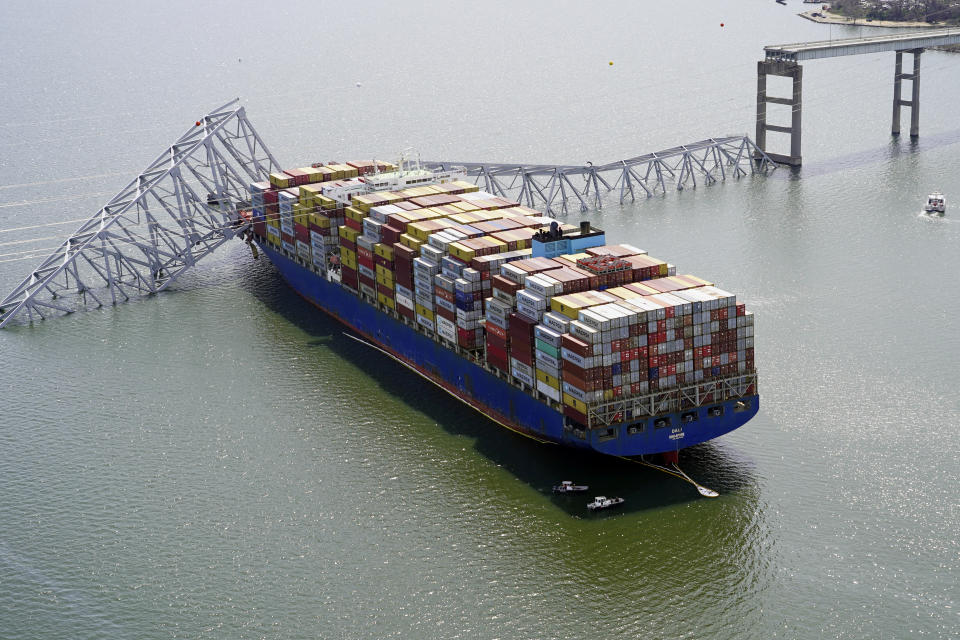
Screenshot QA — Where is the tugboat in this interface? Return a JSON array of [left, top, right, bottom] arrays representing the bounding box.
[[552, 480, 589, 493], [924, 191, 946, 215], [586, 496, 626, 511]]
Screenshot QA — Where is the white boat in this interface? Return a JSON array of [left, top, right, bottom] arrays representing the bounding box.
[[586, 496, 625, 511], [553, 480, 589, 493], [924, 191, 946, 215]]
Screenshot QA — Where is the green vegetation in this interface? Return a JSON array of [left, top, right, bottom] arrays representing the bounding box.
[[829, 0, 960, 25]]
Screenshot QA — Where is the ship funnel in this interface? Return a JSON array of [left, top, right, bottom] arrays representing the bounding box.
[[580, 221, 590, 234]]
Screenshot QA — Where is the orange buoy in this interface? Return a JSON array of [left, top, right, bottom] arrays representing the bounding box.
[[195, 120, 202, 126]]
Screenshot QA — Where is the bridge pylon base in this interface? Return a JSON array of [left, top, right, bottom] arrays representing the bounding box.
[[892, 48, 922, 138], [756, 61, 803, 166]]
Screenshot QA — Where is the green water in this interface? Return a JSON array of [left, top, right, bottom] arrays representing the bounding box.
[[0, 1, 957, 638]]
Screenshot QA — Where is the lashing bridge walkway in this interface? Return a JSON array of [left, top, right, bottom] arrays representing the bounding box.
[[0, 101, 775, 328]]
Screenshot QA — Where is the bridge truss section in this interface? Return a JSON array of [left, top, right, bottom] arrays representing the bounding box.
[[424, 136, 775, 215], [0, 99, 280, 329]]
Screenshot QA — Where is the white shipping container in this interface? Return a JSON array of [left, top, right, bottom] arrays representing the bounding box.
[[282, 240, 296, 254], [437, 316, 457, 342], [536, 356, 561, 376], [541, 312, 571, 334], [561, 348, 586, 368], [485, 313, 508, 331], [267, 225, 281, 239], [417, 315, 436, 331], [512, 368, 534, 387], [534, 324, 562, 346], [516, 289, 547, 310], [396, 293, 415, 310], [436, 297, 456, 313], [515, 302, 543, 322]]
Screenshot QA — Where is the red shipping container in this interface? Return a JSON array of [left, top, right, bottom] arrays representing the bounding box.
[[281, 232, 295, 245], [294, 223, 309, 244], [381, 225, 403, 245], [511, 346, 533, 366], [377, 283, 394, 297], [345, 218, 363, 231], [436, 306, 455, 322], [487, 323, 508, 341], [563, 360, 586, 381], [398, 304, 416, 321], [486, 333, 508, 352], [341, 266, 359, 289], [563, 405, 588, 426], [253, 220, 266, 237], [486, 343, 508, 363]]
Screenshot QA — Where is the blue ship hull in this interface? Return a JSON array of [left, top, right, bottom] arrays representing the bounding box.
[[260, 243, 759, 457]]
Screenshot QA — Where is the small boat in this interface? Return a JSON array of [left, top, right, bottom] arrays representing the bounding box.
[[924, 192, 946, 215], [586, 496, 625, 511], [553, 480, 589, 493]]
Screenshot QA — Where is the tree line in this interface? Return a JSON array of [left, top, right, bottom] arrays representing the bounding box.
[[830, 0, 960, 24]]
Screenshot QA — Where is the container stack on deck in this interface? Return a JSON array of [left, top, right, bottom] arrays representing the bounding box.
[[248, 162, 755, 430]]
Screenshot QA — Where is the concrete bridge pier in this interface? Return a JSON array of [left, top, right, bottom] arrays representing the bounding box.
[[892, 48, 922, 137], [756, 60, 803, 166]]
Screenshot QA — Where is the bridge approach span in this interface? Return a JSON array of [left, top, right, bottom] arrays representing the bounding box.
[[757, 28, 960, 165]]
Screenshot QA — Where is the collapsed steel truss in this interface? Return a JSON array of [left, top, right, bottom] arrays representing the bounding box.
[[0, 99, 279, 329], [424, 136, 775, 215]]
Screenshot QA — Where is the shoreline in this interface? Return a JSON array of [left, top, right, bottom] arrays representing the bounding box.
[[799, 9, 947, 29]]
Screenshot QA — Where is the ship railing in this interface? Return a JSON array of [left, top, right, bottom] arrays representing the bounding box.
[[585, 372, 758, 429]]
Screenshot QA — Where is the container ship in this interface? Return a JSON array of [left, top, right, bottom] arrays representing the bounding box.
[[243, 158, 758, 460]]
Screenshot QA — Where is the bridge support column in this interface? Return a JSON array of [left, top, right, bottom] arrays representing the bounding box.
[[756, 60, 802, 166], [892, 48, 922, 137]]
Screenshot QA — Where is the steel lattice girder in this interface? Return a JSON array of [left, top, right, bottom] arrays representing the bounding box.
[[0, 99, 280, 328], [424, 136, 775, 215]]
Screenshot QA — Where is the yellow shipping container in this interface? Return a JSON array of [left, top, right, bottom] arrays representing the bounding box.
[[377, 293, 396, 310], [309, 214, 331, 229], [267, 232, 281, 247], [562, 393, 588, 414], [374, 243, 394, 261], [485, 237, 508, 253], [328, 164, 358, 179], [376, 270, 394, 288], [268, 172, 291, 188], [550, 293, 593, 320], [299, 184, 322, 206], [451, 180, 479, 193], [535, 369, 561, 390], [448, 242, 475, 263], [316, 166, 335, 182], [266, 217, 280, 229], [415, 304, 435, 321], [340, 249, 357, 270], [317, 195, 338, 211], [345, 207, 367, 223], [303, 167, 324, 183], [292, 203, 311, 226], [400, 234, 423, 251], [339, 226, 361, 242]]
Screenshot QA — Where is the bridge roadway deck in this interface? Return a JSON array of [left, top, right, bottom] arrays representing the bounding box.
[[765, 28, 960, 62]]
